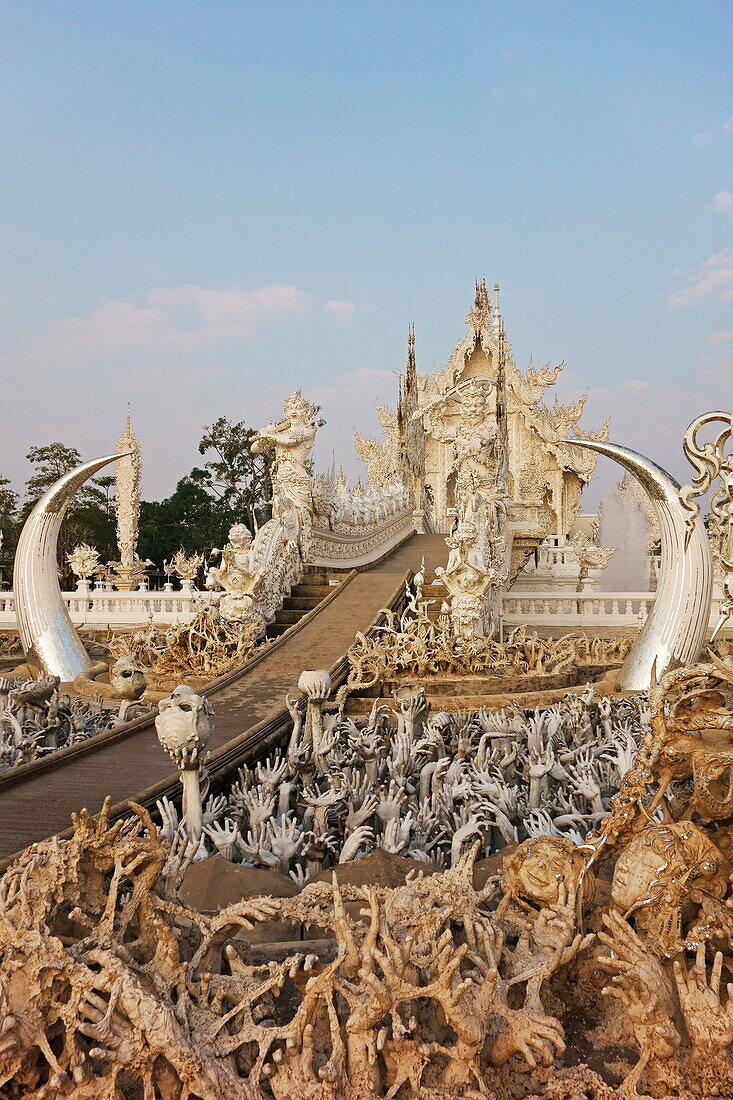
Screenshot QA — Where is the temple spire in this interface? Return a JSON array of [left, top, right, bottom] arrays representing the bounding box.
[[111, 410, 144, 591], [493, 282, 502, 332], [466, 277, 492, 332], [398, 323, 424, 520]]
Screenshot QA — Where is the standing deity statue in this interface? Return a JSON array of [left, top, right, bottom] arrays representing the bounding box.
[[435, 521, 495, 638], [452, 384, 499, 488], [251, 391, 320, 522], [422, 379, 509, 638]]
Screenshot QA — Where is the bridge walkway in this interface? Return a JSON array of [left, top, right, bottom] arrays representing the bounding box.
[[0, 534, 446, 861]]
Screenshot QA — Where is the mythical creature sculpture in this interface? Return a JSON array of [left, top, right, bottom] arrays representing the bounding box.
[[205, 523, 264, 622], [171, 549, 204, 586], [109, 656, 147, 719], [156, 685, 213, 841], [569, 532, 615, 591], [435, 521, 496, 637], [353, 404, 400, 490]]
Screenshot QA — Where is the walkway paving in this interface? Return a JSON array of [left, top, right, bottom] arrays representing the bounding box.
[[0, 534, 444, 860]]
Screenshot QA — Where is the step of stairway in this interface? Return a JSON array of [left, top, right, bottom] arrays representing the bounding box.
[[282, 596, 323, 611], [291, 584, 336, 599], [274, 609, 304, 625], [265, 622, 291, 639]]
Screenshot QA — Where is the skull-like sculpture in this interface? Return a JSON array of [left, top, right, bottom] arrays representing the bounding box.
[[110, 656, 147, 702], [155, 685, 213, 770]]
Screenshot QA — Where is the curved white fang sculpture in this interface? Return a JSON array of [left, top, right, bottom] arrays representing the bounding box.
[[14, 453, 130, 682], [568, 439, 713, 690]]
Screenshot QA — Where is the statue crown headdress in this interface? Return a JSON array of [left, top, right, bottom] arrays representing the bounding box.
[[283, 390, 319, 422]]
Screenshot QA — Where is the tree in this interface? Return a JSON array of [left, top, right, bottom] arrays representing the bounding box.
[[24, 443, 109, 512], [0, 477, 18, 588], [189, 417, 273, 532], [95, 475, 117, 518], [0, 477, 17, 519], [24, 443, 82, 506], [138, 479, 232, 567], [22, 443, 116, 584]]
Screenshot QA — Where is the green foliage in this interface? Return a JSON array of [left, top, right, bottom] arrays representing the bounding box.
[[23, 443, 110, 514], [4, 417, 273, 585], [139, 417, 273, 568], [11, 444, 116, 584], [138, 478, 233, 566], [0, 477, 18, 585], [189, 416, 272, 532]]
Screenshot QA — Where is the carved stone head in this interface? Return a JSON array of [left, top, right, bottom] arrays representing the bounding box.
[[611, 820, 729, 954], [227, 523, 252, 550], [110, 656, 147, 701], [283, 390, 318, 425], [502, 835, 595, 910], [155, 685, 214, 769]]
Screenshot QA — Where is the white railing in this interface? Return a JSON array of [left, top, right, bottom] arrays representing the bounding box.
[[0, 584, 727, 634], [501, 591, 654, 628], [309, 507, 415, 569], [501, 589, 728, 631], [0, 588, 217, 628]]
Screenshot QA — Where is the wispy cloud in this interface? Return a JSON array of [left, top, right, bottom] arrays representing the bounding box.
[[324, 300, 357, 323], [694, 113, 733, 149], [711, 191, 733, 216], [3, 283, 355, 368], [667, 248, 733, 307]]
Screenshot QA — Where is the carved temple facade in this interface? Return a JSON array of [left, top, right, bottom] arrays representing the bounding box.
[[355, 280, 609, 563]]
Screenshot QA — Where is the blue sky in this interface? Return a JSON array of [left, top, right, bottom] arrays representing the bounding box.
[[1, 1, 731, 500]]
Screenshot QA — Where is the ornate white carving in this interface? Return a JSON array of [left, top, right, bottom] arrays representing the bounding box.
[[435, 521, 496, 637], [66, 543, 102, 586], [171, 549, 204, 584], [110, 412, 147, 591], [205, 524, 263, 624], [356, 280, 607, 544], [568, 532, 615, 591], [252, 391, 319, 526]]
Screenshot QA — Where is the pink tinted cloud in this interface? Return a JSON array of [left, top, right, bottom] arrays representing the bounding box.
[[668, 248, 733, 308], [147, 283, 314, 328], [6, 283, 321, 367], [324, 299, 356, 322], [704, 330, 733, 345]]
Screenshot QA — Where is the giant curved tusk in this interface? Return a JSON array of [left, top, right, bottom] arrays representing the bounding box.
[[14, 452, 131, 682], [565, 439, 713, 691]]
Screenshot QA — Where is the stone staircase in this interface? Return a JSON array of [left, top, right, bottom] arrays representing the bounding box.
[[265, 573, 344, 639], [419, 571, 448, 620]]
